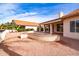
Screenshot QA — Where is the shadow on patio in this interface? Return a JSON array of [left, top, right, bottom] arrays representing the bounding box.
[[57, 36, 79, 51], [0, 42, 21, 56]]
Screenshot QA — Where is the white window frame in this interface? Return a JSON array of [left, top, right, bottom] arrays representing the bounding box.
[[70, 20, 79, 32]]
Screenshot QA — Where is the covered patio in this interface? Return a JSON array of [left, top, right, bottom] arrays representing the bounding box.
[[38, 18, 63, 35]]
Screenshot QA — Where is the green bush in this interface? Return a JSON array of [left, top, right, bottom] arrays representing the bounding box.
[[17, 28, 34, 32], [37, 27, 39, 31], [0, 22, 34, 32], [41, 27, 43, 31], [16, 26, 25, 32], [17, 28, 25, 32], [25, 28, 34, 31]]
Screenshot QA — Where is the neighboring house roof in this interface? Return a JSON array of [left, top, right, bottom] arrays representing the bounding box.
[[61, 9, 79, 19], [12, 20, 39, 26]]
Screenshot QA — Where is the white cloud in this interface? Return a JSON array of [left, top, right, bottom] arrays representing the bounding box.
[[13, 12, 38, 18], [0, 3, 18, 19], [0, 3, 59, 24], [0, 12, 38, 23], [11, 13, 58, 23], [0, 10, 58, 23], [0, 4, 42, 23]]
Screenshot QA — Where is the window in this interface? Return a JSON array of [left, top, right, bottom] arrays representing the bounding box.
[[70, 20, 79, 32], [76, 20, 79, 32], [70, 21, 75, 32]]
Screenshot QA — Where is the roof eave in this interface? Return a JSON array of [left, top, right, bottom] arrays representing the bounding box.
[[40, 18, 61, 25], [61, 14, 79, 20]]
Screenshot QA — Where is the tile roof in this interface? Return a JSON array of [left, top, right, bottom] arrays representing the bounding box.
[[61, 9, 79, 19], [12, 20, 39, 26]]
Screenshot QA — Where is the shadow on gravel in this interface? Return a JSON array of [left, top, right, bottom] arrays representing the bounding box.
[[0, 42, 21, 56]]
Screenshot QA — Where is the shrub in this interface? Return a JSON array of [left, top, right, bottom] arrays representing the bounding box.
[[37, 27, 39, 31], [41, 27, 43, 31], [25, 28, 34, 31]]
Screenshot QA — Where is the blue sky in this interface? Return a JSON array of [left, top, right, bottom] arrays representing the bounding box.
[[0, 3, 79, 24]]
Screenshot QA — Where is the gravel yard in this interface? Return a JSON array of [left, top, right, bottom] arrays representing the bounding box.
[[0, 32, 79, 56]]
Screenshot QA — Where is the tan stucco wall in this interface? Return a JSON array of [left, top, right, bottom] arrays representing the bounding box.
[[63, 16, 79, 40]]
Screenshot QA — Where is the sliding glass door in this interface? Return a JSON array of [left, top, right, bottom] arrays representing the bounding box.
[[56, 23, 63, 32]]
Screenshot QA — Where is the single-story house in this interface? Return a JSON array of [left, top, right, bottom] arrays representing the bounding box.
[[12, 20, 39, 31], [38, 9, 79, 40]]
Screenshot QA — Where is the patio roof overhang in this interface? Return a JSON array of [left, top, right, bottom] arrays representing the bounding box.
[[40, 18, 61, 25]]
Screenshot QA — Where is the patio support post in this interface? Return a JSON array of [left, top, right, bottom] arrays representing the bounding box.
[[39, 25, 41, 32], [43, 25, 45, 32], [50, 24, 53, 34]]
